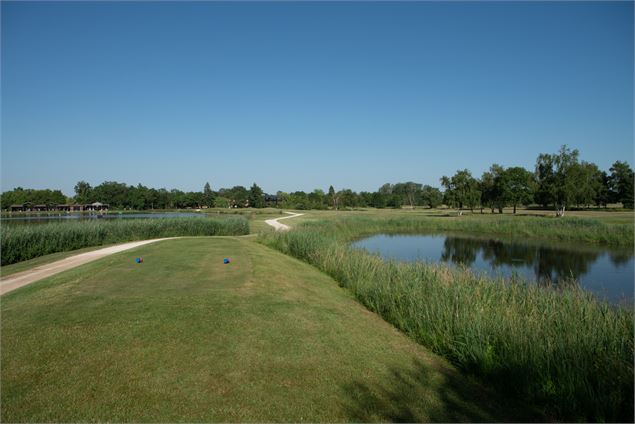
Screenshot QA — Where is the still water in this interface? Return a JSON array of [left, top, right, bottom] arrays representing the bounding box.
[[1, 212, 203, 225], [353, 233, 634, 304]]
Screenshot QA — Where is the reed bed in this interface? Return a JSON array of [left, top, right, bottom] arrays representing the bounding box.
[[259, 216, 634, 421], [1, 216, 249, 265]]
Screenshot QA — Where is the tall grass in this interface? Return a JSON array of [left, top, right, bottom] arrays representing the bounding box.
[[1, 216, 249, 265], [259, 216, 634, 421]]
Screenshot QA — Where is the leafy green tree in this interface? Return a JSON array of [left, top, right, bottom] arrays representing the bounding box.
[[609, 161, 634, 209], [369, 192, 387, 208], [499, 167, 535, 214], [328, 185, 339, 210], [308, 189, 327, 209], [73, 181, 93, 204], [570, 162, 603, 208], [203, 182, 216, 208], [534, 153, 556, 208], [535, 145, 580, 216], [393, 182, 422, 208], [214, 197, 230, 208], [479, 171, 496, 213], [595, 171, 611, 208], [248, 183, 265, 208], [421, 185, 442, 208], [441, 169, 480, 212]]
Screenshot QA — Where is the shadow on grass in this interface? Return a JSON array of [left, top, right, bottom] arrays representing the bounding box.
[[340, 359, 538, 423]]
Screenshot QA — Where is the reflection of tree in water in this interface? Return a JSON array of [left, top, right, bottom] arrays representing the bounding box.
[[533, 246, 598, 286], [440, 236, 605, 287], [440, 237, 481, 266], [609, 251, 633, 267]]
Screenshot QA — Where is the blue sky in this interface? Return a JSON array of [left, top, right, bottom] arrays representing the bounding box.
[[2, 1, 633, 195]]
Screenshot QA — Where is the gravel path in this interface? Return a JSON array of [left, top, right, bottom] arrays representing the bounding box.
[[264, 211, 305, 231], [0, 238, 174, 296]]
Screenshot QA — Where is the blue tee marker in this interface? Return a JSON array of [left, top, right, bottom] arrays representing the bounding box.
[[223, 258, 230, 264]]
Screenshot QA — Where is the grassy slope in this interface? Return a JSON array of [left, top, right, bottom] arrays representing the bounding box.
[[1, 237, 519, 422], [259, 216, 634, 421]]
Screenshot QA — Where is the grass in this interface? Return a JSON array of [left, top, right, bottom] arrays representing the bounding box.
[[0, 244, 118, 278], [1, 237, 523, 422], [259, 215, 634, 422], [1, 216, 249, 265], [279, 210, 633, 246]]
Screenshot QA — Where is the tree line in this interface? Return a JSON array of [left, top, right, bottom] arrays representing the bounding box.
[[2, 146, 633, 214]]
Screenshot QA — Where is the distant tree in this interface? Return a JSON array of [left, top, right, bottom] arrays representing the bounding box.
[[308, 189, 327, 209], [441, 169, 480, 212], [203, 182, 216, 208], [378, 183, 393, 195], [552, 146, 581, 216], [595, 171, 611, 208], [499, 167, 535, 214], [369, 192, 387, 208], [386, 194, 402, 208], [534, 153, 556, 209], [338, 189, 358, 208], [393, 182, 422, 208], [214, 197, 230, 208], [73, 181, 93, 204], [570, 162, 603, 208], [609, 161, 634, 208], [479, 171, 497, 213], [328, 185, 339, 210], [248, 183, 265, 208], [535, 145, 580, 216], [421, 185, 443, 208], [92, 181, 129, 209]]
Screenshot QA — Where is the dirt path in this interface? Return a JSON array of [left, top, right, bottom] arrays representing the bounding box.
[[264, 211, 305, 231], [0, 238, 175, 296]]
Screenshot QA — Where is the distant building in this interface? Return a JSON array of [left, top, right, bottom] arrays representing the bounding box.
[[264, 194, 279, 206], [7, 202, 109, 212]]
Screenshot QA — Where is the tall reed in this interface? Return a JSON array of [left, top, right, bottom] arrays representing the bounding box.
[[260, 216, 634, 421], [1, 216, 249, 265]]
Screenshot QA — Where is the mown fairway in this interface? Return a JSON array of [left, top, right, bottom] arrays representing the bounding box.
[[1, 237, 515, 422]]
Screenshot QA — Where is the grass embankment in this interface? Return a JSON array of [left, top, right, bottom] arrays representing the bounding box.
[[1, 237, 517, 422], [1, 217, 249, 266], [259, 215, 634, 422]]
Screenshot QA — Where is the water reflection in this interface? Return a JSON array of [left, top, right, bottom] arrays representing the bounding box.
[[353, 234, 634, 304], [441, 237, 601, 286]]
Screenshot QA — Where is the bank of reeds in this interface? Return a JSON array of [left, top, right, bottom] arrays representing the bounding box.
[[1, 217, 249, 265], [259, 216, 634, 421]]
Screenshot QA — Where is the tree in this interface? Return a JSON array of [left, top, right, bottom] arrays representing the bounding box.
[[441, 169, 480, 212], [248, 183, 265, 208], [421, 185, 443, 208], [479, 171, 496, 213], [535, 145, 580, 216], [499, 167, 535, 214], [202, 182, 215, 208], [393, 182, 422, 208], [328, 185, 339, 210], [570, 162, 603, 208], [552, 145, 580, 216], [595, 171, 611, 208], [609, 161, 634, 209], [73, 181, 93, 204], [534, 153, 556, 209]]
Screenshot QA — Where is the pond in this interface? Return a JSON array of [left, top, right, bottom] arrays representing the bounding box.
[[352, 233, 634, 305], [0, 212, 203, 225]]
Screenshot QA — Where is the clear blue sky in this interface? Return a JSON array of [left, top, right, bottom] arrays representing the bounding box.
[[2, 1, 633, 196]]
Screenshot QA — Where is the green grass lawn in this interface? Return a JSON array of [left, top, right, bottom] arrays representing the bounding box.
[[1, 237, 521, 422]]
